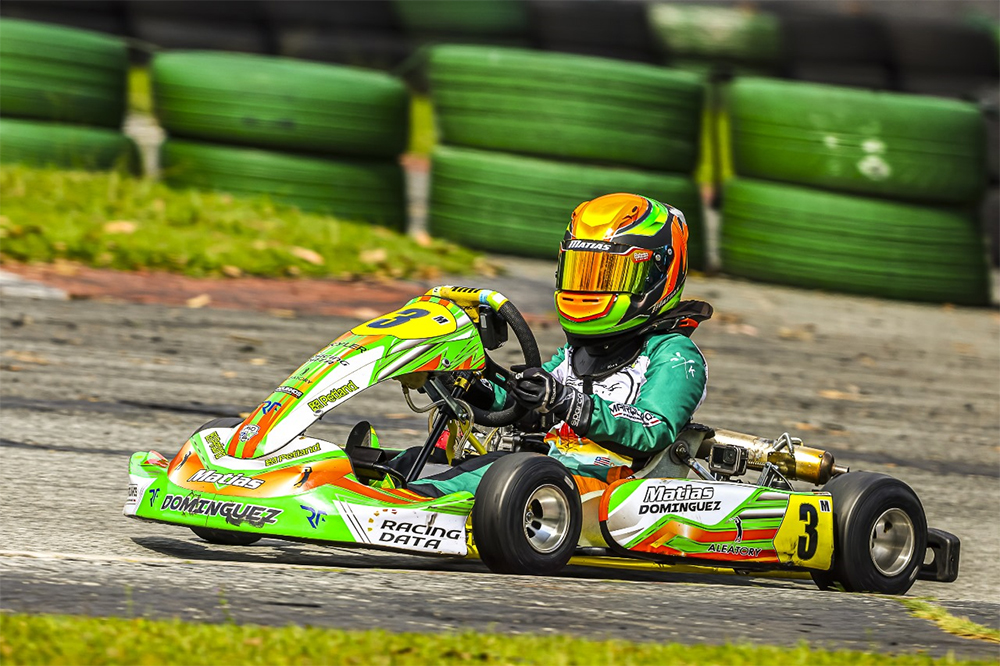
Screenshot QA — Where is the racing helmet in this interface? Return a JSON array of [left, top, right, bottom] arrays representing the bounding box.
[[555, 193, 689, 344]]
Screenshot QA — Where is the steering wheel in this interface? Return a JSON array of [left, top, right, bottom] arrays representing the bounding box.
[[369, 463, 409, 488], [461, 297, 541, 428]]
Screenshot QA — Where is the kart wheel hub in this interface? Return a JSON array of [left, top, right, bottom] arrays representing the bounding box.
[[869, 507, 916, 577], [522, 484, 570, 554]]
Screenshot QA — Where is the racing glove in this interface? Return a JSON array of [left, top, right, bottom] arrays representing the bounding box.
[[510, 367, 592, 436]]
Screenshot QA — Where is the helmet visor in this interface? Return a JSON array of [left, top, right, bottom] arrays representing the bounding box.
[[557, 247, 651, 295]]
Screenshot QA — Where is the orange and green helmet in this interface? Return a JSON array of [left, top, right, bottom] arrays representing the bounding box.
[[555, 193, 690, 344]]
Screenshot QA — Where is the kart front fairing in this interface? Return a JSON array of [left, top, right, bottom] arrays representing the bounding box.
[[229, 294, 487, 460], [124, 294, 489, 556]]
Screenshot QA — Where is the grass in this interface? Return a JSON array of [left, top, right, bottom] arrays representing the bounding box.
[[1, 613, 992, 666], [899, 599, 1000, 644], [0, 165, 488, 280]]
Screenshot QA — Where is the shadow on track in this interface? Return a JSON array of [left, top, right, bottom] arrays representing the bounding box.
[[131, 536, 809, 591]]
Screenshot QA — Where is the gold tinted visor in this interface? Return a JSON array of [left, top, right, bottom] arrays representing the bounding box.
[[558, 249, 651, 295]]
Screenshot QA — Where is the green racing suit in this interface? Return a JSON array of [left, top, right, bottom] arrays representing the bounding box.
[[407, 329, 708, 498]]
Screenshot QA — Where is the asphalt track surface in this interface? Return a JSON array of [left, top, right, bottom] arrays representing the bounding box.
[[2, 267, 999, 659]]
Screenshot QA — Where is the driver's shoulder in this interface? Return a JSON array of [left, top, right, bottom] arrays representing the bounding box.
[[643, 331, 704, 360]]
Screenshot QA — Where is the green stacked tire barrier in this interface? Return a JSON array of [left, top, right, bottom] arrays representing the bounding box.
[[392, 0, 528, 37], [728, 78, 987, 205], [647, 4, 782, 74], [161, 140, 405, 230], [0, 118, 139, 173], [428, 45, 704, 173], [429, 145, 704, 267], [720, 178, 990, 306], [152, 51, 409, 158], [0, 18, 128, 127]]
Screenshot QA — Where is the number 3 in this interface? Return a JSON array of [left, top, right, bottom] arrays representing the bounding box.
[[798, 503, 819, 559], [367, 308, 429, 329]]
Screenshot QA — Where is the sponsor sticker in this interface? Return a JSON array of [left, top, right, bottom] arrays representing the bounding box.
[[301, 504, 327, 529], [566, 240, 612, 252], [332, 342, 367, 353], [609, 403, 661, 427], [309, 353, 350, 367], [160, 493, 281, 527], [238, 424, 259, 443], [707, 544, 762, 557], [126, 483, 139, 505], [263, 443, 321, 467], [631, 250, 651, 263], [204, 431, 227, 459], [273, 386, 303, 399], [377, 518, 463, 551], [307, 380, 360, 412], [640, 484, 722, 515], [188, 469, 264, 490]]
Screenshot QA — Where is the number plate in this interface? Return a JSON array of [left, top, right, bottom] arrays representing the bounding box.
[[773, 494, 834, 570]]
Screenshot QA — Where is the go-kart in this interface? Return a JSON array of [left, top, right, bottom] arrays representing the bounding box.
[[124, 286, 960, 595]]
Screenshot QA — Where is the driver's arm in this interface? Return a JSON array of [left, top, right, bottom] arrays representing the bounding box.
[[471, 347, 567, 412], [585, 336, 707, 457]]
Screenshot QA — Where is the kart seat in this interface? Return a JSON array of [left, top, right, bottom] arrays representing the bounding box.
[[632, 423, 714, 480], [344, 420, 390, 483]]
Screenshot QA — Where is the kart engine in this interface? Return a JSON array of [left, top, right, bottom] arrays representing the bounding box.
[[706, 429, 849, 485]]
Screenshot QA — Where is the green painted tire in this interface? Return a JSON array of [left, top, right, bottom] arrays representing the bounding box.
[[429, 46, 704, 172], [0, 18, 127, 127], [728, 78, 987, 204], [161, 140, 406, 230], [0, 118, 139, 173], [720, 178, 990, 306], [152, 51, 409, 158], [647, 4, 782, 65], [429, 145, 705, 266], [392, 0, 529, 36]]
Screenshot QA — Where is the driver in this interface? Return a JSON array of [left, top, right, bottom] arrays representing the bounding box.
[[403, 193, 712, 498]]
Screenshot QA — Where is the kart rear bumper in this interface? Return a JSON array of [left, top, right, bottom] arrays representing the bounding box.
[[919, 528, 960, 583]]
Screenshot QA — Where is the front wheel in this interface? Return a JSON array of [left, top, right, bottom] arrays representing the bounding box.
[[472, 453, 581, 575], [189, 418, 262, 546], [191, 526, 262, 546], [812, 471, 927, 595]]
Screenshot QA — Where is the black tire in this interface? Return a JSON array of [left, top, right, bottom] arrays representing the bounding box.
[[191, 526, 262, 546], [527, 0, 657, 62], [812, 472, 927, 595], [429, 45, 704, 172], [0, 18, 127, 127], [190, 416, 243, 439], [472, 453, 581, 575], [188, 417, 262, 546]]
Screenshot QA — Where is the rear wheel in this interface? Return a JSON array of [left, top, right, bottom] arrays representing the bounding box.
[[188, 417, 262, 546], [472, 453, 581, 575], [811, 472, 926, 595]]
